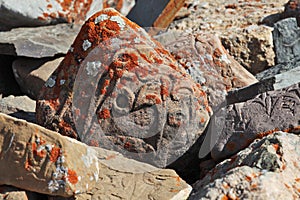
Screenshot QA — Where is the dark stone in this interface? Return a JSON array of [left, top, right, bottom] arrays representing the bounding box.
[[210, 83, 300, 161]]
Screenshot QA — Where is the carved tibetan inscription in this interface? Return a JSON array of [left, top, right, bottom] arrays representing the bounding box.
[[36, 8, 211, 167]]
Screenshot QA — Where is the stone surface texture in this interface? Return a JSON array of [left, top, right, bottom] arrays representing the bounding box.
[[0, 0, 135, 30], [13, 57, 64, 100], [156, 32, 258, 110], [0, 95, 36, 123], [0, 113, 192, 199], [190, 132, 300, 200], [0, 24, 80, 58], [169, 0, 287, 74], [36, 8, 211, 167], [210, 82, 300, 161], [273, 17, 300, 64]]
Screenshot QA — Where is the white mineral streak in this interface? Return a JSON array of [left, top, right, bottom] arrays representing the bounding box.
[[94, 14, 109, 24]]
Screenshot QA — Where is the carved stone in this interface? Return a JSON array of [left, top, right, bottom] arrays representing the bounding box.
[[210, 83, 300, 161], [36, 8, 211, 167], [156, 32, 258, 110], [0, 113, 192, 199]]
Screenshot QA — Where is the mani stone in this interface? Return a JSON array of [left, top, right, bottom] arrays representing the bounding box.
[[156, 32, 258, 110], [209, 82, 300, 161], [36, 8, 211, 168], [0, 113, 192, 199], [273, 17, 300, 64], [0, 0, 135, 29], [190, 132, 300, 200]]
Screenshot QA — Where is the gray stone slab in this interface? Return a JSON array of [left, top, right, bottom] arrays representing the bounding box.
[[273, 17, 300, 64], [0, 24, 80, 58]]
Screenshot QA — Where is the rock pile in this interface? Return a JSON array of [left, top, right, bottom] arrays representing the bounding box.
[[0, 0, 299, 199]]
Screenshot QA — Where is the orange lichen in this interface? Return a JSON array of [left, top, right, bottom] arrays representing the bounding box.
[[295, 178, 300, 182], [50, 146, 61, 162], [257, 128, 280, 139], [146, 94, 162, 104], [272, 143, 280, 152], [67, 169, 79, 184], [98, 108, 111, 119]]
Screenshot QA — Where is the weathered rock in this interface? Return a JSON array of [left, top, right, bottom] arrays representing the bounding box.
[[168, 0, 286, 74], [0, 0, 135, 30], [13, 57, 63, 100], [228, 65, 300, 104], [210, 83, 300, 161], [127, 0, 185, 34], [0, 24, 80, 58], [0, 113, 192, 199], [0, 55, 21, 97], [156, 32, 258, 110], [36, 8, 211, 168], [0, 95, 36, 123], [221, 25, 275, 74], [273, 17, 300, 64], [190, 132, 300, 200]]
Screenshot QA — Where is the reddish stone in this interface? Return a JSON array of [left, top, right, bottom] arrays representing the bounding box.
[[36, 8, 211, 167]]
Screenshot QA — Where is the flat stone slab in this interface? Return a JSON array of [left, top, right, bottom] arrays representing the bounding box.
[[36, 8, 211, 168], [0, 113, 192, 199], [0, 24, 80, 58], [209, 83, 300, 161], [0, 0, 135, 30], [228, 65, 300, 104], [156, 32, 258, 110], [191, 132, 300, 199]]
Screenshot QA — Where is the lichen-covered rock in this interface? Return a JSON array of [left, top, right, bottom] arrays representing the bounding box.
[[210, 82, 300, 161], [0, 0, 135, 29], [36, 8, 211, 167], [0, 113, 192, 199], [156, 32, 258, 110], [190, 132, 300, 200]]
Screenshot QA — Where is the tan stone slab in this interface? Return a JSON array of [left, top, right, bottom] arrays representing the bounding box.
[[0, 113, 191, 199]]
